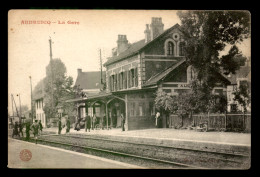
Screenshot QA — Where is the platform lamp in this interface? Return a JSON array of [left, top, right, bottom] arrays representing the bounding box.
[[57, 105, 63, 119]]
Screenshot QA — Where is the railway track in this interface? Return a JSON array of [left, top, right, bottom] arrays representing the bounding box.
[[33, 134, 250, 169], [35, 137, 202, 169]]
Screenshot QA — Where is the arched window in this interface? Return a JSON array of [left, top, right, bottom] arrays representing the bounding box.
[[167, 42, 174, 55], [179, 42, 185, 56]]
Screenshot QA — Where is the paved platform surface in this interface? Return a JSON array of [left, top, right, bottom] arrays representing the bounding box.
[[8, 138, 142, 169], [43, 127, 251, 146]]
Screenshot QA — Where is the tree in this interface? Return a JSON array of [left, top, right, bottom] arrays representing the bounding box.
[[177, 10, 250, 113], [233, 81, 251, 112], [43, 59, 75, 119]]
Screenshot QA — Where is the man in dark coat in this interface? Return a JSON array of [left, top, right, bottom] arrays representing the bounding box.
[[66, 116, 70, 134], [31, 120, 39, 144], [12, 121, 19, 138], [25, 122, 31, 141], [120, 113, 125, 131], [85, 115, 91, 132], [38, 120, 43, 135], [18, 122, 24, 137], [58, 118, 62, 134], [92, 114, 97, 130]]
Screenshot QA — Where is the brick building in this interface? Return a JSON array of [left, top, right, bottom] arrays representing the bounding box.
[[73, 17, 230, 131]]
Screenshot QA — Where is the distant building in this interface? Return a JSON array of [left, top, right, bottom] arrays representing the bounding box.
[[33, 79, 47, 127], [226, 58, 251, 113], [68, 69, 106, 120]]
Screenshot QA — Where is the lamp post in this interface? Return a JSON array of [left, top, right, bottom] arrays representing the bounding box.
[[57, 105, 63, 119]]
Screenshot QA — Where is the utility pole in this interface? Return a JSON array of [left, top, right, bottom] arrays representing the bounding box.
[[17, 94, 22, 122], [11, 95, 15, 120], [29, 76, 33, 122], [49, 37, 54, 115], [11, 94, 20, 122]]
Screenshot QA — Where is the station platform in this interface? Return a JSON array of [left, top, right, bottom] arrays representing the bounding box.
[[40, 127, 251, 156], [43, 127, 250, 146]]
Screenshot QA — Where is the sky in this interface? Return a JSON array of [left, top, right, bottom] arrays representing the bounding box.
[[8, 10, 251, 115]]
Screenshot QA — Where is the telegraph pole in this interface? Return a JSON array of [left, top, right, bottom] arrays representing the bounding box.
[[17, 94, 22, 122], [49, 37, 54, 114], [11, 95, 15, 120], [11, 94, 20, 122], [99, 48, 103, 85], [29, 76, 33, 122]]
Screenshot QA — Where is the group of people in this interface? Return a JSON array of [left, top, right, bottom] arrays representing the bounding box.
[[12, 119, 43, 144], [73, 113, 126, 132], [58, 115, 71, 135]]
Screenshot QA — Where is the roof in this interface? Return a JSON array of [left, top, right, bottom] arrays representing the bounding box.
[[143, 58, 186, 87], [104, 23, 183, 66], [75, 71, 106, 90], [226, 66, 251, 85], [65, 92, 112, 103]]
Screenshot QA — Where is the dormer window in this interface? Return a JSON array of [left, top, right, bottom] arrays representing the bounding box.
[[167, 41, 174, 55]]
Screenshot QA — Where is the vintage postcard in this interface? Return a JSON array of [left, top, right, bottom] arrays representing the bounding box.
[[8, 10, 251, 169]]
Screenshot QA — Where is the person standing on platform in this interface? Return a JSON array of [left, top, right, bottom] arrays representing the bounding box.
[[18, 122, 24, 137], [155, 112, 161, 128], [92, 114, 96, 130], [66, 116, 70, 134], [101, 114, 106, 130], [120, 113, 125, 131], [25, 122, 31, 141], [12, 121, 19, 138], [38, 120, 43, 136], [58, 118, 62, 135], [85, 115, 91, 132], [30, 120, 39, 144]]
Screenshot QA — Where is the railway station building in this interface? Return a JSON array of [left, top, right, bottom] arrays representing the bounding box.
[[68, 17, 230, 131]]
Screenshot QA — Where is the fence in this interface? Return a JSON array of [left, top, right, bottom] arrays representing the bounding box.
[[169, 113, 251, 132]]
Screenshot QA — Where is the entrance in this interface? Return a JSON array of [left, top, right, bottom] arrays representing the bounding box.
[[108, 99, 125, 128]]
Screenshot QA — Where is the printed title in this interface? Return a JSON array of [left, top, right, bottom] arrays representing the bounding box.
[[21, 20, 80, 25]]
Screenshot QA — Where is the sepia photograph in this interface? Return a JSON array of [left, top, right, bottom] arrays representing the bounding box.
[[8, 10, 251, 169]]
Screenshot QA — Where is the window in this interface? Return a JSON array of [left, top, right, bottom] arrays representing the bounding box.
[[124, 71, 127, 89], [134, 68, 138, 87], [139, 103, 143, 116], [130, 102, 135, 116], [231, 104, 237, 112], [120, 72, 124, 90], [167, 41, 174, 55], [130, 69, 135, 87], [114, 74, 117, 91], [214, 89, 223, 95], [179, 42, 185, 56], [111, 75, 115, 91], [149, 102, 155, 116], [128, 70, 131, 88]]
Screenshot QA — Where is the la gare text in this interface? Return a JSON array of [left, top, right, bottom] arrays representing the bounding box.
[[21, 20, 80, 25]]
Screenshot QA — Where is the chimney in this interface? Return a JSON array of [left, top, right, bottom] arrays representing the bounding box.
[[77, 68, 82, 75], [150, 17, 164, 40], [117, 35, 128, 55], [144, 24, 151, 43], [112, 47, 117, 57]]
